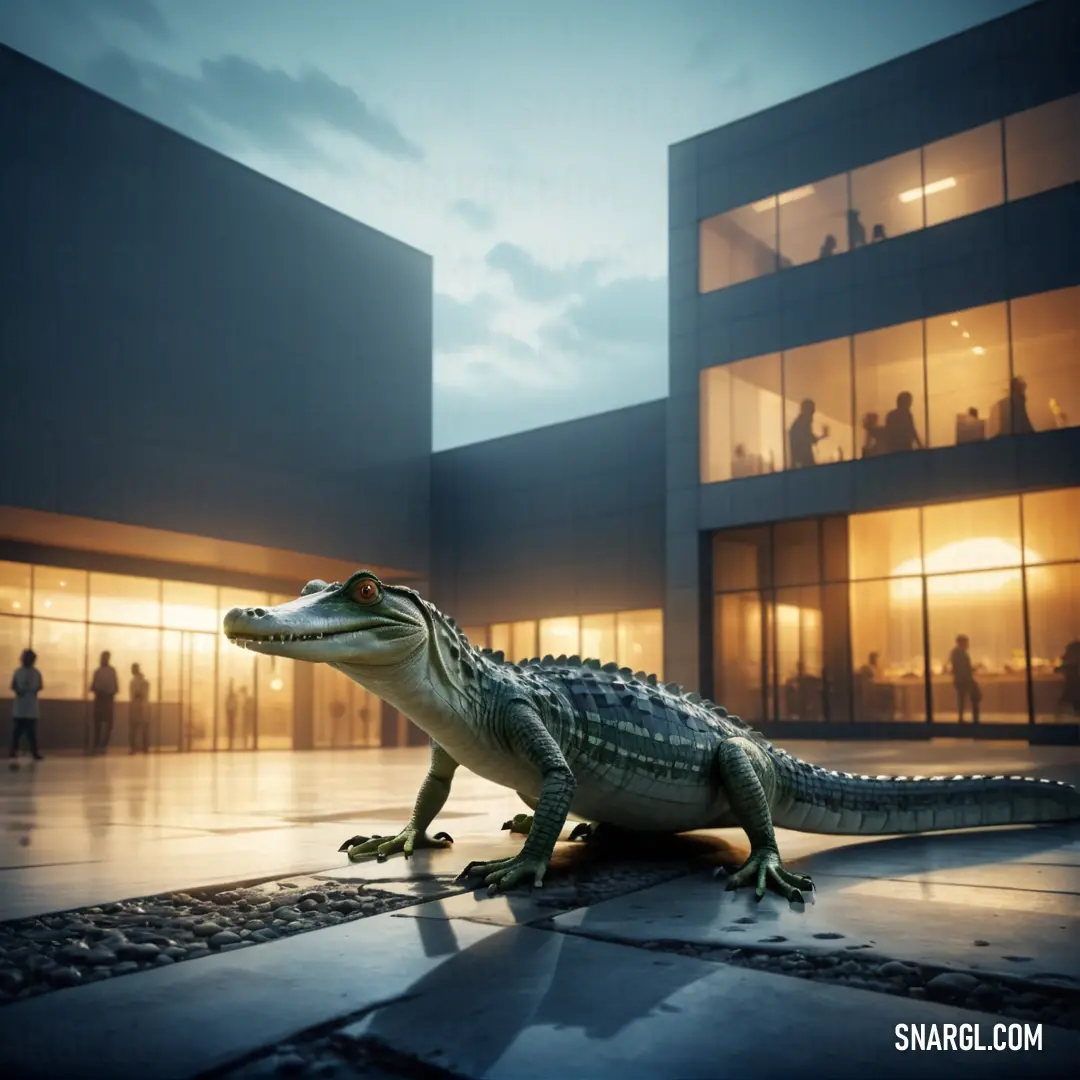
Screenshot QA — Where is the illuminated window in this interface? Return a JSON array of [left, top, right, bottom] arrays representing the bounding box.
[[700, 365, 732, 484], [854, 320, 925, 457], [1009, 285, 1080, 435], [461, 625, 488, 649], [490, 623, 511, 656], [1022, 488, 1080, 565], [730, 353, 784, 478], [775, 586, 824, 719], [918, 496, 1024, 584], [925, 302, 1010, 447], [257, 653, 294, 750], [162, 581, 218, 633], [0, 614, 28, 687], [778, 175, 850, 266], [89, 572, 161, 627], [773, 520, 820, 588], [88, 624, 160, 749], [0, 562, 31, 616], [699, 201, 778, 292], [1005, 93, 1080, 201], [616, 609, 663, 679], [782, 338, 854, 468], [922, 121, 1004, 228], [32, 567, 87, 621], [581, 613, 616, 664], [850, 149, 923, 244], [713, 527, 771, 592], [539, 616, 580, 658], [848, 508, 922, 581], [511, 620, 536, 662], [713, 591, 771, 721], [1025, 562, 1080, 723], [30, 618, 86, 699]]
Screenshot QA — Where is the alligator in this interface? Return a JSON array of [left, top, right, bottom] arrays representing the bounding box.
[[223, 571, 1080, 901]]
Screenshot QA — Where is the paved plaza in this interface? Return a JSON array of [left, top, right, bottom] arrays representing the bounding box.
[[0, 740, 1078, 1078]]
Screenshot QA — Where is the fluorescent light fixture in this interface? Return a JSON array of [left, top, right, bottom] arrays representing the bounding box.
[[898, 177, 957, 203], [752, 185, 815, 213]]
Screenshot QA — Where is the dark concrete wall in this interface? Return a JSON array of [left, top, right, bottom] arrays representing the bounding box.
[[666, 0, 1080, 691], [430, 402, 666, 626], [0, 46, 432, 577]]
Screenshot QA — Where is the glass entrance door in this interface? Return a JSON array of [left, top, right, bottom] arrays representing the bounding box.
[[160, 630, 217, 751]]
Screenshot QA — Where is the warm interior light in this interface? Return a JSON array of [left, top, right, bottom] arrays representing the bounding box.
[[270, 677, 283, 692], [11, 601, 20, 610], [43, 600, 52, 608], [59, 581, 67, 588], [752, 185, 815, 213], [962, 331, 970, 339], [898, 177, 957, 203], [972, 346, 985, 355], [950, 320, 959, 327], [890, 537, 1042, 600]]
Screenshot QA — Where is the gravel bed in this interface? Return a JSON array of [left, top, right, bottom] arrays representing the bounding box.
[[0, 876, 459, 1008], [553, 926, 1080, 1030]]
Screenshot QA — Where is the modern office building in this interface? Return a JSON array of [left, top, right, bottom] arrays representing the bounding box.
[[667, 0, 1080, 740], [0, 44, 432, 753]]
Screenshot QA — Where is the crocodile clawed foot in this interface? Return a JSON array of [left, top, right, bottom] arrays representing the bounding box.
[[568, 822, 594, 842], [338, 834, 380, 853], [342, 827, 453, 863], [719, 848, 814, 903], [501, 813, 534, 835], [456, 853, 549, 895]]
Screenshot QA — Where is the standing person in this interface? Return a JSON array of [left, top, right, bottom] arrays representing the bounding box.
[[787, 399, 830, 469], [128, 663, 151, 754], [948, 634, 981, 724], [10, 649, 44, 762], [225, 680, 238, 750], [883, 391, 924, 453], [241, 686, 257, 749], [90, 651, 119, 754]]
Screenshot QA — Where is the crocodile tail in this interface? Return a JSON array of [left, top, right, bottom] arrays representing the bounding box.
[[769, 753, 1080, 835]]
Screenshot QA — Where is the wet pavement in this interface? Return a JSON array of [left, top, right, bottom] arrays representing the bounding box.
[[0, 740, 1078, 1078]]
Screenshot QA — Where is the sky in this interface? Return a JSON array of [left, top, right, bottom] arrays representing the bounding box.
[[0, 0, 1031, 450]]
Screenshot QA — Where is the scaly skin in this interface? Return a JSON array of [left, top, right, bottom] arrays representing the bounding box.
[[224, 571, 1080, 902]]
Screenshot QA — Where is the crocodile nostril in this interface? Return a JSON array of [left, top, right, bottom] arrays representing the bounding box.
[[246, 607, 268, 617]]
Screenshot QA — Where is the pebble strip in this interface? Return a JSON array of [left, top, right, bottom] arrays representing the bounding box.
[[553, 926, 1080, 1031], [0, 876, 455, 1007]]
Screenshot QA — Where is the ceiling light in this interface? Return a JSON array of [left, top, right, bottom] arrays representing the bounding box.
[[962, 331, 970, 338], [972, 346, 985, 355], [752, 185, 815, 213], [950, 320, 959, 327], [898, 177, 957, 203]]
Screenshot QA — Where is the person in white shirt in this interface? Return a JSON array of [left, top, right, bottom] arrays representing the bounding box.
[[10, 649, 44, 761]]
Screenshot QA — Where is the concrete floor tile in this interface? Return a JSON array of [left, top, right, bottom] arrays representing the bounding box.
[[390, 888, 553, 926]]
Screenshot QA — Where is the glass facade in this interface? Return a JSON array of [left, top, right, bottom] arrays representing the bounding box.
[[472, 609, 664, 680], [710, 489, 1080, 726], [699, 92, 1080, 294], [700, 284, 1080, 483]]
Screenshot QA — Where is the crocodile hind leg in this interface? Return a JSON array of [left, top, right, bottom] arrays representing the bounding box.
[[714, 736, 814, 902]]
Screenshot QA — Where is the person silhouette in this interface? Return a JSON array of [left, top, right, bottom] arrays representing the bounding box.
[[225, 679, 238, 750], [90, 651, 119, 754], [819, 234, 837, 258], [948, 635, 981, 724], [883, 392, 923, 452], [10, 649, 44, 762], [847, 209, 867, 249], [788, 399, 830, 469], [128, 663, 151, 754]]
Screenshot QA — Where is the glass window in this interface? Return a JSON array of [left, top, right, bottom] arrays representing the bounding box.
[[700, 365, 732, 484], [925, 302, 1010, 447], [922, 496, 1023, 574], [773, 520, 821, 588], [539, 616, 580, 658], [269, 593, 295, 607], [775, 586, 824, 719], [1005, 93, 1080, 202], [218, 589, 269, 635], [1009, 286, 1080, 435], [850, 578, 926, 721], [162, 581, 219, 632], [848, 508, 923, 580], [32, 567, 87, 621], [490, 623, 511, 656], [850, 149, 923, 245], [783, 338, 854, 468], [511, 620, 536, 661], [88, 573, 161, 627], [0, 614, 31, 691], [581, 613, 616, 664], [257, 654, 294, 750], [616, 609, 663, 679], [30, 618, 86, 699], [778, 174, 850, 266], [0, 562, 31, 616], [218, 632, 256, 750], [854, 320, 925, 457], [461, 625, 488, 649], [730, 353, 784, 478], [699, 201, 778, 292], [926, 569, 1026, 723], [713, 591, 770, 721], [922, 121, 1004, 228], [821, 517, 850, 584], [713, 527, 772, 592], [1022, 488, 1080, 565], [313, 664, 376, 748], [1025, 562, 1080, 722], [87, 625, 160, 749]]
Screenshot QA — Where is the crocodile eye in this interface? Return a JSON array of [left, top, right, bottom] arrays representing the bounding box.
[[351, 578, 379, 605]]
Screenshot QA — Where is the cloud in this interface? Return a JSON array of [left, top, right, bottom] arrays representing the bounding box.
[[0, 0, 167, 64], [433, 292, 501, 353], [91, 0, 170, 39], [84, 48, 423, 164], [448, 198, 496, 231], [485, 242, 605, 304], [540, 275, 667, 358]]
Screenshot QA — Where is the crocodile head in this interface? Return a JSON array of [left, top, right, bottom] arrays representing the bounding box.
[[222, 571, 427, 670]]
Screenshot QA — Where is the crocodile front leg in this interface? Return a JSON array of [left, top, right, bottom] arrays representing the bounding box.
[[341, 741, 458, 862], [459, 701, 575, 894], [714, 736, 813, 902]]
